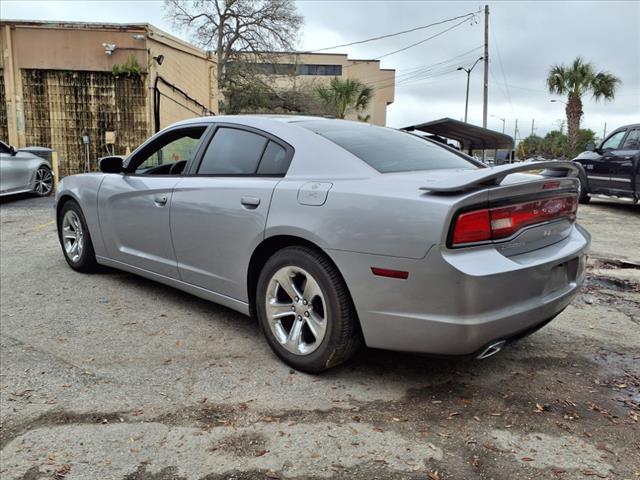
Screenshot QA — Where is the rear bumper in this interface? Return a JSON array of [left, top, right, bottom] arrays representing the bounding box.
[[327, 223, 590, 356]]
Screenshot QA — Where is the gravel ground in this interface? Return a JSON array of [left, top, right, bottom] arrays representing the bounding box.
[[0, 193, 638, 480]]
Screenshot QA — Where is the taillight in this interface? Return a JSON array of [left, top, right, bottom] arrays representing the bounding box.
[[451, 194, 577, 247], [452, 209, 491, 244]]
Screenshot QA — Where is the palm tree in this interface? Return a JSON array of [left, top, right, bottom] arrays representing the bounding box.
[[315, 77, 373, 120], [546, 57, 620, 152]]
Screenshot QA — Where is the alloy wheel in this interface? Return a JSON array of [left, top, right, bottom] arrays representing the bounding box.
[[62, 210, 84, 263], [265, 266, 328, 355], [34, 168, 53, 196]]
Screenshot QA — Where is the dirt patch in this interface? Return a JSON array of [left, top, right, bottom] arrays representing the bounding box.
[[0, 410, 126, 450], [122, 464, 435, 480], [211, 432, 268, 457], [575, 269, 640, 323]]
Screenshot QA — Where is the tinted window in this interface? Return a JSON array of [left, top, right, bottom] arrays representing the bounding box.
[[298, 121, 477, 173], [199, 128, 268, 175], [134, 127, 206, 174], [621, 129, 640, 150], [257, 141, 290, 175], [601, 130, 626, 150]]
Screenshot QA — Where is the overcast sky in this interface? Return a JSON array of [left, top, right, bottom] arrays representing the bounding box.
[[2, 0, 639, 139]]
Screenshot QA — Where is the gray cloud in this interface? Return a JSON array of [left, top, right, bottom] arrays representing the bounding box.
[[3, 0, 638, 138]]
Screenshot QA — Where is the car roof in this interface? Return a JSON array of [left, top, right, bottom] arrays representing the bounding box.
[[170, 114, 333, 128]]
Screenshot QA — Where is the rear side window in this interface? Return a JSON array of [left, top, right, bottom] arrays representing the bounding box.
[[257, 141, 290, 175], [199, 128, 267, 175], [298, 120, 477, 173], [621, 129, 640, 150]]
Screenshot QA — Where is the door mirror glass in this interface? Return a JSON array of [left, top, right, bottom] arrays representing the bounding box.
[[99, 156, 124, 173], [585, 142, 595, 152]]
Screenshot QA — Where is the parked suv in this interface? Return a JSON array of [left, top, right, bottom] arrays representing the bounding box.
[[573, 123, 639, 204]]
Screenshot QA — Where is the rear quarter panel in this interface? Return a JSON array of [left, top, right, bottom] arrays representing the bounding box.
[[266, 175, 481, 259]]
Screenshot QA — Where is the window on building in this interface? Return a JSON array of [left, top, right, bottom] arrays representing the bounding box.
[[297, 64, 342, 76], [227, 62, 343, 77]]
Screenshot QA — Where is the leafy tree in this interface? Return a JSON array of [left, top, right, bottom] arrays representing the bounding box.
[[165, 0, 303, 112], [315, 77, 373, 120], [520, 134, 544, 157], [521, 128, 597, 159], [546, 57, 620, 152]]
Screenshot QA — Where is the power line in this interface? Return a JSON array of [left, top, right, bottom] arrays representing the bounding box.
[[308, 10, 479, 53], [360, 46, 483, 88], [375, 17, 474, 60]]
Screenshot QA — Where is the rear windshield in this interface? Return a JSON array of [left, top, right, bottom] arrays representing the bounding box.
[[298, 120, 477, 173]]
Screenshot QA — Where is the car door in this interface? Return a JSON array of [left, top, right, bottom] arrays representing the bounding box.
[[608, 127, 639, 194], [171, 124, 293, 301], [586, 129, 628, 193], [97, 124, 209, 278], [0, 143, 35, 193]]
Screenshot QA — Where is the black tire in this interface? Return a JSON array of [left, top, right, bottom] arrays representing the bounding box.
[[33, 165, 54, 197], [578, 175, 591, 204], [255, 246, 362, 373], [57, 200, 99, 273]]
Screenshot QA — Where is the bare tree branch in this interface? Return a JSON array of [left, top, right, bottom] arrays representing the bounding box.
[[164, 0, 303, 108]]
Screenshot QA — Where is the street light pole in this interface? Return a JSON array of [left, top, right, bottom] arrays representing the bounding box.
[[457, 56, 483, 123]]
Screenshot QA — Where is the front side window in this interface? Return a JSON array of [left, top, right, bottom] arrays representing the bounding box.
[[298, 120, 477, 173], [198, 128, 268, 175], [134, 127, 206, 174], [601, 130, 626, 151], [621, 129, 640, 150]]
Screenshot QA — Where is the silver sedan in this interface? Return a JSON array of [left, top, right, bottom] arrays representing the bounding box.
[[54, 116, 590, 372], [1, 141, 54, 197]]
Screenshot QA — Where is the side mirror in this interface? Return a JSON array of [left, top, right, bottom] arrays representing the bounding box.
[[9, 145, 17, 156], [99, 156, 124, 173], [585, 142, 596, 152]]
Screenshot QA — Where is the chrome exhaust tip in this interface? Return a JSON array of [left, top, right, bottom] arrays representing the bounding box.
[[476, 340, 506, 360]]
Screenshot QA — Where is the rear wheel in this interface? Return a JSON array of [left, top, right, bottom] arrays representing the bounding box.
[[33, 166, 53, 197], [57, 200, 98, 272], [256, 246, 362, 373]]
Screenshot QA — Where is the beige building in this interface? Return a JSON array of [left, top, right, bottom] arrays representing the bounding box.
[[0, 20, 395, 174], [243, 52, 395, 126], [0, 20, 218, 175]]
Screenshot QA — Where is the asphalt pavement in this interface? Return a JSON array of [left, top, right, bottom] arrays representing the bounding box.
[[0, 193, 638, 480]]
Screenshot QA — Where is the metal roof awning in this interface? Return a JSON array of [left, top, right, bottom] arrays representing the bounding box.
[[402, 117, 514, 150]]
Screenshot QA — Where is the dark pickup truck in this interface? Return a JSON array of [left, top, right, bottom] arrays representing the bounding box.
[[573, 123, 639, 204]]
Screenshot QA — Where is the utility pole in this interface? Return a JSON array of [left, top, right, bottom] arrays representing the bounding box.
[[603, 122, 607, 139], [482, 5, 489, 129], [530, 118, 535, 137]]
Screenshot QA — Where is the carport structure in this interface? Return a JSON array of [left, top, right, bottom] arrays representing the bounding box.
[[402, 117, 514, 160]]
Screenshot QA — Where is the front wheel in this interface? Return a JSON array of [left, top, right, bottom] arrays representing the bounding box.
[[57, 200, 98, 272], [256, 246, 362, 373]]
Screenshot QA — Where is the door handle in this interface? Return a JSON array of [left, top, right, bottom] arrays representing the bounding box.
[[240, 196, 260, 209], [153, 195, 168, 206]]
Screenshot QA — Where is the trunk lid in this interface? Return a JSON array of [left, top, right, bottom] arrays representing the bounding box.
[[417, 162, 580, 256]]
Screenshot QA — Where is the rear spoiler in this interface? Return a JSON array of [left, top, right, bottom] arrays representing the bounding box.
[[419, 161, 579, 193]]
